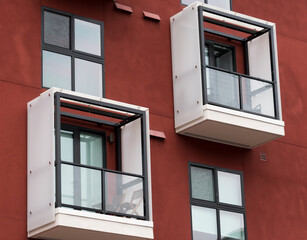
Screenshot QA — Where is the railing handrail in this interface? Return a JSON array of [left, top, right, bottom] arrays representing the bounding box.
[[206, 65, 274, 85]]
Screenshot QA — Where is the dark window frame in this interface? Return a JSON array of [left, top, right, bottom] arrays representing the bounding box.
[[181, 0, 233, 11], [41, 6, 105, 96], [189, 162, 247, 240], [205, 39, 237, 72]]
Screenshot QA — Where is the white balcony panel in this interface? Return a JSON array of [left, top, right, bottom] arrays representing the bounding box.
[[176, 105, 285, 148], [171, 3, 203, 128], [27, 88, 56, 231], [28, 208, 154, 240], [122, 118, 142, 175], [248, 32, 272, 81]]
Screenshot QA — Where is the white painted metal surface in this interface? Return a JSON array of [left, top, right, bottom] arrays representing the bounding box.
[[171, 3, 203, 128], [122, 118, 142, 175], [248, 32, 272, 81], [27, 88, 56, 231]]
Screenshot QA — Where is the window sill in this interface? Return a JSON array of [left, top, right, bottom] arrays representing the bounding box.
[[176, 104, 285, 148], [28, 208, 154, 240]]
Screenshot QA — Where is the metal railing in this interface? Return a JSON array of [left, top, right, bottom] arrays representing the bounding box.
[[57, 161, 146, 220], [204, 66, 276, 118]]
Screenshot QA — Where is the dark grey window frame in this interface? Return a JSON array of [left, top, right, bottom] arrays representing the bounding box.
[[199, 6, 280, 119], [181, 0, 233, 11], [205, 39, 237, 72], [189, 162, 247, 240], [41, 7, 105, 96], [54, 92, 149, 220], [60, 124, 107, 209]]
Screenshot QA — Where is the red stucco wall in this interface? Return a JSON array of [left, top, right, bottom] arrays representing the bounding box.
[[0, 0, 306, 239]]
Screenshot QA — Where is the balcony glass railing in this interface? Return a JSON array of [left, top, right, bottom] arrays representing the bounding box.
[[59, 162, 145, 219], [205, 66, 276, 118]]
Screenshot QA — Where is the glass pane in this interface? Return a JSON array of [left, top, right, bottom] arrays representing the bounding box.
[[191, 206, 217, 240], [205, 45, 209, 66], [75, 19, 101, 56], [75, 58, 103, 97], [80, 131, 103, 168], [43, 50, 72, 90], [218, 171, 242, 206], [242, 77, 275, 117], [191, 166, 214, 201], [206, 68, 240, 109], [220, 211, 245, 240], [44, 11, 70, 48], [207, 0, 231, 10], [214, 45, 234, 72], [61, 130, 73, 162], [61, 164, 102, 210], [105, 171, 144, 217]]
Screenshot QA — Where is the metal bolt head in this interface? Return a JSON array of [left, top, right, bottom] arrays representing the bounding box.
[[177, 110, 179, 113], [195, 65, 197, 68], [30, 211, 32, 215], [197, 101, 199, 104]]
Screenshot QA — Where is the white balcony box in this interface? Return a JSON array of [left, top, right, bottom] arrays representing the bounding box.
[[170, 2, 285, 148], [27, 88, 153, 240]]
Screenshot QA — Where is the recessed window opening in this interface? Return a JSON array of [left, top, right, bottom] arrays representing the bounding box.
[[54, 93, 148, 220]]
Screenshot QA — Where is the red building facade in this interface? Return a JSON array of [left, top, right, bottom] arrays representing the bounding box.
[[0, 0, 306, 239]]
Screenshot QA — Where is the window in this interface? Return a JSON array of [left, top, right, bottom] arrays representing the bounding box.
[[189, 163, 246, 240], [205, 41, 239, 109], [42, 8, 104, 97], [60, 124, 106, 209], [205, 41, 235, 72], [181, 0, 232, 10]]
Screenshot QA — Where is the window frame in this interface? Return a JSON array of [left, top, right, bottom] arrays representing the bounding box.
[[205, 39, 237, 72], [41, 7, 105, 97], [181, 0, 233, 11], [188, 162, 247, 240]]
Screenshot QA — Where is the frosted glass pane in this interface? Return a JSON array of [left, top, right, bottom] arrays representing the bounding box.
[[191, 166, 214, 201], [61, 130, 73, 162], [220, 211, 245, 240], [44, 11, 70, 48], [105, 172, 144, 217], [80, 131, 103, 168], [242, 77, 275, 117], [43, 51, 72, 90], [75, 19, 101, 56], [206, 68, 240, 109], [207, 0, 231, 10], [218, 171, 242, 206], [191, 206, 217, 240], [61, 164, 102, 209], [75, 58, 103, 97]]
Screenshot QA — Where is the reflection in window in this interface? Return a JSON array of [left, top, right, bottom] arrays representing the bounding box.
[[43, 51, 71, 90], [75, 19, 101, 56], [191, 206, 217, 240], [75, 59, 103, 97]]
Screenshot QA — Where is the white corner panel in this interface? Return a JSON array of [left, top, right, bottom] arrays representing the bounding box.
[[121, 118, 142, 175], [171, 3, 203, 128], [248, 32, 272, 81], [27, 88, 56, 231]]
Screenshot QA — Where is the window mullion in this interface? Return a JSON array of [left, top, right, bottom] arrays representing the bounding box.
[[73, 129, 81, 206]]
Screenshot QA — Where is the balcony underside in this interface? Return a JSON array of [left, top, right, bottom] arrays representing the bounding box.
[[28, 208, 154, 240], [176, 104, 284, 148]]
